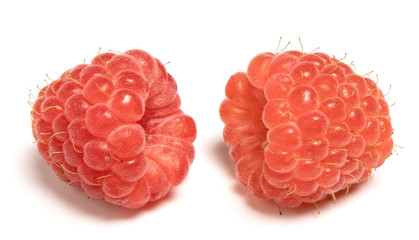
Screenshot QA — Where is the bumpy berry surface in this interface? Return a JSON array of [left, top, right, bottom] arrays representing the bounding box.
[[220, 50, 393, 208], [31, 49, 197, 208]]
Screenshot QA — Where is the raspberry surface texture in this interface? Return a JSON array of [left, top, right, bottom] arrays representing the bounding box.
[[31, 49, 197, 208], [219, 49, 393, 209]]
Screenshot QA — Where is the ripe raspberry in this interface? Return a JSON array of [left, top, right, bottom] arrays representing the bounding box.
[[220, 49, 393, 209], [31, 49, 197, 208]]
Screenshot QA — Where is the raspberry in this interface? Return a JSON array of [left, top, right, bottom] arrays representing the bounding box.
[[220, 49, 393, 210], [31, 49, 197, 208]]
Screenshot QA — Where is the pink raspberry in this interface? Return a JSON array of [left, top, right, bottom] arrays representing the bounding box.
[[31, 49, 196, 208], [219, 49, 393, 209]]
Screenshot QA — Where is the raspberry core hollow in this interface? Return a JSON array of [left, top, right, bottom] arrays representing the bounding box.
[[219, 49, 393, 209], [30, 49, 197, 208]]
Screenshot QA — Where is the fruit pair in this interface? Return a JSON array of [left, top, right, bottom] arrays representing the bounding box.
[[31, 47, 393, 211]]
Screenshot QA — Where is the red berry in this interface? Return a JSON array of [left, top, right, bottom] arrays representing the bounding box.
[[219, 48, 394, 210], [31, 49, 196, 208]]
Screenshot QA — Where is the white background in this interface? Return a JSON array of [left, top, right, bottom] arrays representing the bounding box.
[[1, 0, 418, 239]]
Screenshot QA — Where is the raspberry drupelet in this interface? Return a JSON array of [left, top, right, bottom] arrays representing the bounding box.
[[219, 49, 393, 209], [31, 49, 197, 208]]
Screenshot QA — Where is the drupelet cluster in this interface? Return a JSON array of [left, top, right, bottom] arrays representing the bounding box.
[[31, 49, 197, 208], [219, 50, 393, 208]]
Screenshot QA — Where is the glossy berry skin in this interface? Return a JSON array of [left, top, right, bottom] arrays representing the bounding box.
[[31, 49, 197, 208], [220, 50, 393, 208]]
